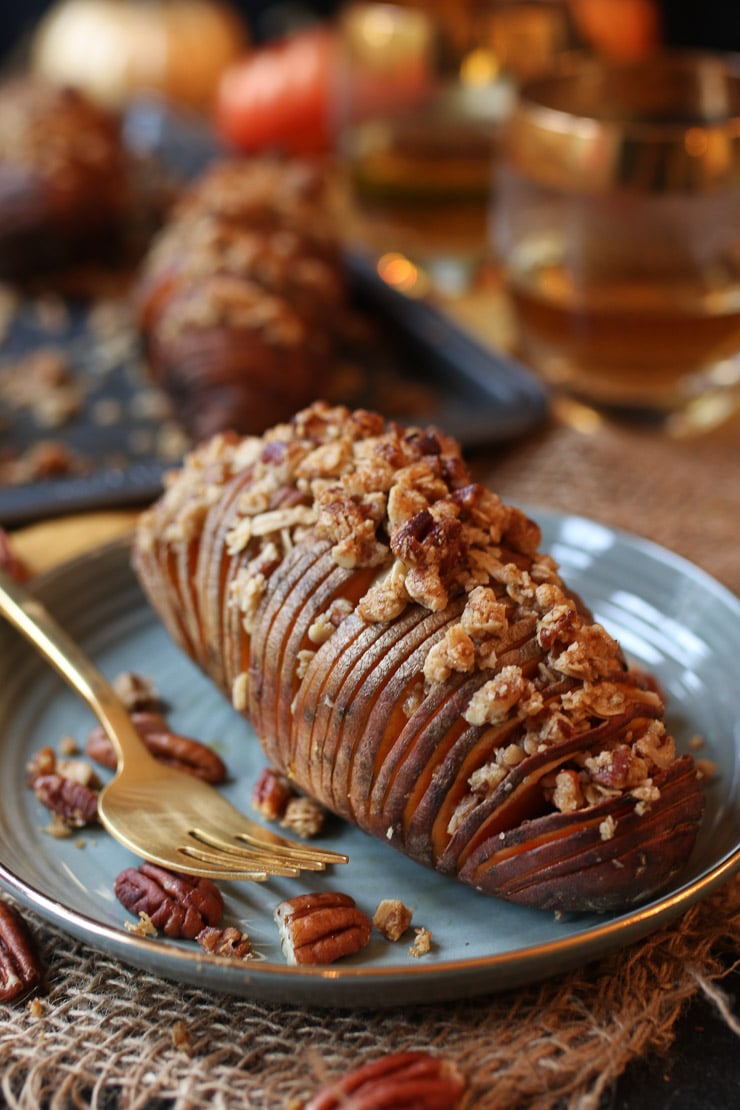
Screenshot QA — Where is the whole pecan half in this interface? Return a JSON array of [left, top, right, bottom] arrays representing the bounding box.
[[33, 772, 98, 827], [274, 891, 371, 966], [114, 863, 224, 939], [303, 1050, 467, 1110], [86, 712, 227, 784], [0, 900, 43, 1003]]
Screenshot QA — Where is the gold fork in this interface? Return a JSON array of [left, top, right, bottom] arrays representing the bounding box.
[[0, 568, 348, 881]]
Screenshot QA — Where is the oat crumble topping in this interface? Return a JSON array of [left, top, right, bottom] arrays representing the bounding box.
[[373, 899, 413, 942], [125, 911, 158, 937], [408, 927, 432, 958], [136, 402, 693, 841]]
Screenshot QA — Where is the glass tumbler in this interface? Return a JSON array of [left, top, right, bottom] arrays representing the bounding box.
[[493, 50, 740, 433], [336, 1, 578, 293]]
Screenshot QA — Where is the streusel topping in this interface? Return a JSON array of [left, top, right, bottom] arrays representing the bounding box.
[[137, 402, 677, 821]]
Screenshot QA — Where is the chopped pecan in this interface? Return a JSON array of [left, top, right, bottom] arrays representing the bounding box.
[[114, 863, 224, 939], [25, 745, 57, 786], [56, 757, 100, 789], [586, 745, 647, 790], [390, 509, 462, 573], [196, 925, 254, 960], [33, 772, 98, 828], [0, 528, 29, 583], [172, 1020, 192, 1054], [373, 898, 413, 942], [0, 900, 43, 1003], [303, 1050, 466, 1110], [406, 430, 442, 456], [86, 712, 227, 784], [111, 671, 161, 713], [372, 899, 413, 943], [280, 795, 326, 838], [274, 891, 371, 966], [251, 766, 296, 820]]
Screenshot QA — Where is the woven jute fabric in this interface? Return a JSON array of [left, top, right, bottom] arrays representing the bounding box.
[[480, 410, 740, 599], [0, 877, 738, 1110], [2, 413, 740, 1109]]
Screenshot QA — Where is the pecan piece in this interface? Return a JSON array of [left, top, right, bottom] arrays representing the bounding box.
[[26, 745, 57, 786], [390, 509, 462, 572], [274, 891, 371, 966], [114, 863, 224, 939], [0, 900, 43, 1003], [86, 712, 227, 784], [303, 1050, 467, 1110], [0, 528, 29, 583], [196, 925, 254, 960], [280, 795, 326, 838], [33, 772, 98, 827], [373, 898, 412, 942], [111, 671, 161, 713], [252, 766, 296, 820]]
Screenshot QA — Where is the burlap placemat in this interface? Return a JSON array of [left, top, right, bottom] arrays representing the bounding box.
[[2, 411, 739, 1109], [1, 875, 738, 1109], [479, 412, 740, 599]]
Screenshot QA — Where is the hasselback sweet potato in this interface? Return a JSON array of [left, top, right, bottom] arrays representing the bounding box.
[[133, 403, 704, 912], [134, 160, 345, 441]]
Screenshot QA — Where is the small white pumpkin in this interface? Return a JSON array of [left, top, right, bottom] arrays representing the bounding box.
[[31, 0, 248, 111]]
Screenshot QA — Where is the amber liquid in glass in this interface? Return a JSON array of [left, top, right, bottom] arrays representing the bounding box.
[[509, 243, 740, 410], [346, 115, 495, 261]]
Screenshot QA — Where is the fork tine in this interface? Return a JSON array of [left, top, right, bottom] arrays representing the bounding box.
[[178, 782, 349, 866], [198, 808, 349, 866], [233, 832, 347, 867], [123, 848, 275, 882], [0, 569, 350, 884], [179, 843, 301, 878], [190, 828, 332, 872]]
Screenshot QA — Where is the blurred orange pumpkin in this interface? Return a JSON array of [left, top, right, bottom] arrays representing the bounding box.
[[569, 0, 661, 61], [213, 26, 337, 156]]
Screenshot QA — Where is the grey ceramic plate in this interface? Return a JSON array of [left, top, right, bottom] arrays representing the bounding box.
[[1, 512, 739, 1008]]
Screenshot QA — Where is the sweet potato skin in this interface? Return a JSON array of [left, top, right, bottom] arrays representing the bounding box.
[[132, 403, 705, 913]]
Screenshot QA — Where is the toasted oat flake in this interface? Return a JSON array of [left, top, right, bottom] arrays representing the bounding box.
[[125, 911, 158, 937], [58, 736, 79, 757], [295, 649, 316, 680], [408, 927, 432, 958], [42, 815, 73, 839], [232, 672, 249, 713]]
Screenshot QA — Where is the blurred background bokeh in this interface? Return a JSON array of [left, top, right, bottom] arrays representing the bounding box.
[[2, 1, 740, 64]]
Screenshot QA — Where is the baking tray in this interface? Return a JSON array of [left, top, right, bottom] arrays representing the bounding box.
[[0, 101, 548, 527]]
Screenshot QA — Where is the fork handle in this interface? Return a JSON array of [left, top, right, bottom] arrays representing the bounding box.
[[0, 567, 150, 769]]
